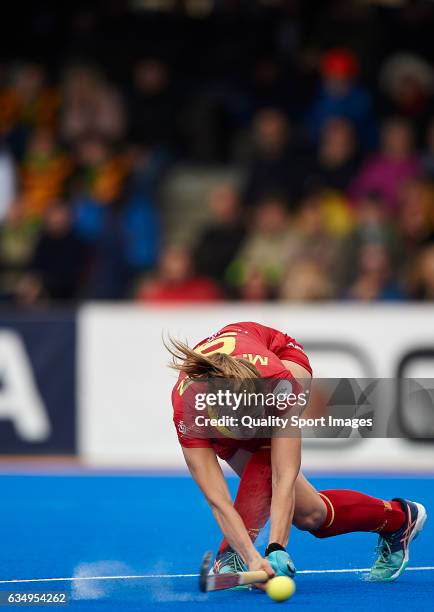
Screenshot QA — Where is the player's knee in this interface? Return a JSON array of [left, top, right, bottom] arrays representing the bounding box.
[[293, 507, 326, 532]]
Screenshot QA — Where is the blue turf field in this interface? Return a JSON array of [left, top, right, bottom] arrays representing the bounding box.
[[0, 473, 432, 611]]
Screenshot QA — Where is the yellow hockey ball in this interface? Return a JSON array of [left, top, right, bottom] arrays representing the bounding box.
[[266, 576, 296, 602]]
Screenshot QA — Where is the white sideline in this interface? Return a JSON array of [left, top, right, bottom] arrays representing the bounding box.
[[0, 566, 433, 584]]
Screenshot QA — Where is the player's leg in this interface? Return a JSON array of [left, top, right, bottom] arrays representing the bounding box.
[[292, 472, 328, 531], [295, 479, 427, 582], [225, 448, 272, 542]]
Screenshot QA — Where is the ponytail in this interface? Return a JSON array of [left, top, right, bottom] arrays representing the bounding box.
[[165, 336, 259, 380]]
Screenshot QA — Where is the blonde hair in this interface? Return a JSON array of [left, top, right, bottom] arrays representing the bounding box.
[[165, 337, 260, 380]]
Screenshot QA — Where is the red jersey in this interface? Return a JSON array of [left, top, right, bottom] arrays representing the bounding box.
[[172, 321, 311, 460]]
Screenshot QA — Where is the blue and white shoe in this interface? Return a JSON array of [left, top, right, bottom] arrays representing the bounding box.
[[211, 547, 246, 574], [368, 498, 427, 582], [210, 547, 248, 589]]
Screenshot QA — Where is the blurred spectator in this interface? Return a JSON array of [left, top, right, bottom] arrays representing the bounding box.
[[229, 196, 292, 293], [0, 141, 16, 221], [280, 260, 335, 301], [74, 168, 160, 299], [194, 185, 245, 289], [411, 245, 434, 300], [398, 179, 434, 249], [284, 189, 343, 293], [61, 64, 125, 145], [306, 49, 376, 149], [379, 54, 434, 133], [125, 143, 172, 201], [137, 245, 222, 303], [127, 59, 176, 151], [0, 198, 40, 297], [20, 127, 72, 219], [180, 55, 249, 163], [71, 135, 160, 299], [14, 274, 46, 307], [11, 64, 58, 128], [349, 118, 421, 213], [242, 109, 300, 207], [75, 198, 160, 300], [0, 63, 59, 158], [240, 270, 274, 302], [308, 117, 361, 191], [28, 202, 84, 301], [341, 192, 399, 287], [396, 179, 434, 292], [422, 117, 434, 179], [72, 136, 128, 204], [347, 244, 405, 301], [355, 192, 393, 239]]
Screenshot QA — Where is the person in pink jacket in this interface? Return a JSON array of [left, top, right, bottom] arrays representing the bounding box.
[[349, 117, 421, 213]]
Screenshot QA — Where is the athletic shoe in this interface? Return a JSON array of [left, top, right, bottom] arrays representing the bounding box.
[[210, 547, 248, 589], [211, 547, 246, 575], [368, 499, 427, 582]]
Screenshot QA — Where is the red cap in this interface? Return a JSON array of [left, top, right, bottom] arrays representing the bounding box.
[[321, 49, 359, 79]]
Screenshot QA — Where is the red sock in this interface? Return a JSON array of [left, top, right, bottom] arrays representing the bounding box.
[[311, 489, 405, 538], [218, 448, 272, 554]]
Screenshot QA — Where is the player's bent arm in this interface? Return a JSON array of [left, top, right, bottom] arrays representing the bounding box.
[[182, 446, 274, 575], [267, 359, 309, 547], [268, 435, 301, 547]]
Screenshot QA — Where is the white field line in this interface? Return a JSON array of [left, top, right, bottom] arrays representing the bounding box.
[[0, 566, 433, 585]]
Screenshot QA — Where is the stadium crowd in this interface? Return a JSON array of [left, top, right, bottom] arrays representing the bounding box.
[[1, 3, 434, 304]]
